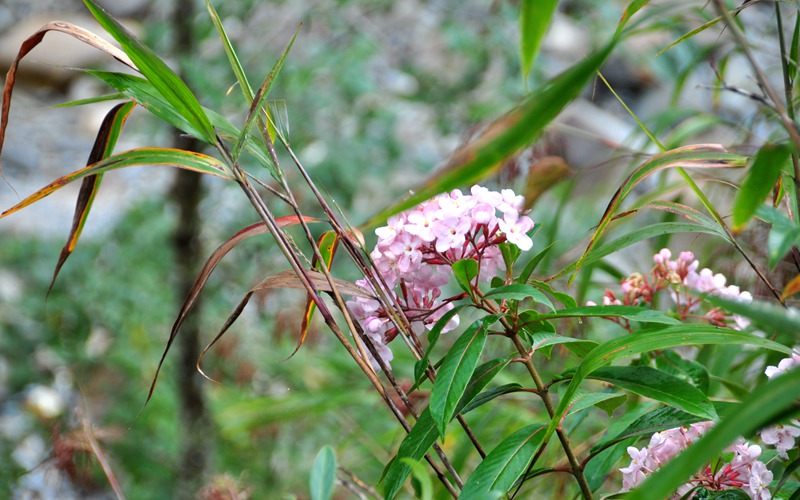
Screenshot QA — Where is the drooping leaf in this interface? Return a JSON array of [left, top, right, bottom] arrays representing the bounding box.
[[518, 0, 559, 82], [429, 316, 499, 437], [309, 445, 336, 500], [82, 0, 216, 143], [572, 144, 747, 277], [627, 369, 800, 500], [732, 142, 792, 231], [0, 21, 136, 179], [1, 148, 233, 220], [48, 101, 135, 294], [459, 424, 548, 499], [589, 366, 717, 420], [363, 42, 615, 227]]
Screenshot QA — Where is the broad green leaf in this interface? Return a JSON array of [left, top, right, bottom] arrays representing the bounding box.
[[627, 369, 800, 500], [48, 101, 135, 294], [82, 0, 216, 143], [542, 326, 791, 468], [452, 258, 479, 295], [1, 148, 232, 219], [564, 389, 626, 417], [459, 424, 547, 499], [519, 0, 558, 82], [526, 280, 578, 309], [483, 284, 555, 311], [459, 383, 523, 415], [412, 304, 472, 389], [429, 316, 499, 437], [756, 204, 800, 270], [573, 145, 747, 277], [656, 350, 710, 395], [363, 42, 615, 227], [309, 446, 336, 500], [384, 357, 510, 499], [704, 295, 800, 336], [589, 366, 717, 420], [733, 143, 792, 230], [528, 331, 598, 359], [552, 222, 727, 281]]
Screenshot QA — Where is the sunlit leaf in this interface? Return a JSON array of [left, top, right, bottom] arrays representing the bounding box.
[[83, 0, 216, 143]]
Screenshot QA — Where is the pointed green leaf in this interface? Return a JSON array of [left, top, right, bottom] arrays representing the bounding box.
[[627, 369, 800, 500], [756, 204, 800, 270], [565, 389, 627, 417], [482, 284, 555, 311], [206, 0, 254, 102], [519, 0, 558, 82], [452, 258, 479, 294], [82, 0, 216, 143], [535, 305, 681, 325], [459, 424, 548, 499], [657, 350, 710, 395], [309, 445, 336, 500], [589, 366, 717, 420], [733, 142, 792, 230], [364, 42, 616, 227], [429, 316, 499, 437]]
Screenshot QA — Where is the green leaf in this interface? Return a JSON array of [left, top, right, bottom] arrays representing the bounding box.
[[589, 366, 717, 420], [627, 369, 800, 500], [384, 357, 510, 499], [656, 350, 710, 395], [459, 424, 547, 499], [82, 0, 216, 143], [519, 0, 558, 82], [518, 241, 556, 283], [534, 305, 681, 325], [791, 14, 800, 83], [401, 458, 433, 500], [364, 42, 615, 227], [756, 204, 800, 270], [413, 304, 472, 389], [1, 148, 233, 219], [429, 316, 498, 437], [206, 0, 254, 102], [452, 258, 479, 295], [483, 284, 555, 311], [564, 389, 626, 417], [733, 142, 792, 230], [543, 325, 790, 467], [616, 0, 651, 36], [309, 446, 336, 500], [460, 383, 523, 415], [527, 331, 598, 359], [526, 280, 578, 308]]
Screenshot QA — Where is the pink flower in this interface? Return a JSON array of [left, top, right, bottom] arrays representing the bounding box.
[[498, 211, 534, 251], [760, 421, 800, 459], [748, 460, 773, 500]]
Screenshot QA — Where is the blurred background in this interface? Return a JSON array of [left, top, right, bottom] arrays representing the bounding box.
[[0, 0, 783, 498]]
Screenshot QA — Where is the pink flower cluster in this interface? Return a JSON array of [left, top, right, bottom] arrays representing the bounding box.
[[760, 350, 800, 459], [590, 249, 753, 330], [621, 422, 772, 499], [347, 186, 534, 371]]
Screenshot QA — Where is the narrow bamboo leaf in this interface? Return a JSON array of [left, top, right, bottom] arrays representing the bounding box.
[[293, 231, 340, 359], [54, 93, 126, 108], [756, 204, 800, 269], [233, 25, 300, 161], [565, 389, 627, 417], [551, 222, 727, 281], [535, 305, 681, 325], [482, 284, 555, 311], [627, 369, 800, 500], [429, 316, 499, 437], [49, 101, 136, 294], [384, 357, 509, 499], [519, 0, 558, 82], [545, 326, 791, 465], [459, 383, 523, 415], [616, 0, 651, 36], [733, 143, 791, 230], [0, 20, 136, 179], [573, 145, 746, 277], [206, 0, 254, 102], [82, 0, 216, 143], [589, 366, 717, 420], [452, 258, 479, 295], [528, 331, 598, 359], [363, 42, 615, 227], [310, 445, 336, 500], [459, 424, 547, 499], [704, 295, 800, 335], [401, 458, 433, 500], [791, 15, 800, 83], [147, 216, 319, 407], [655, 2, 753, 57], [1, 148, 232, 219], [517, 241, 556, 283], [526, 280, 577, 308]]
